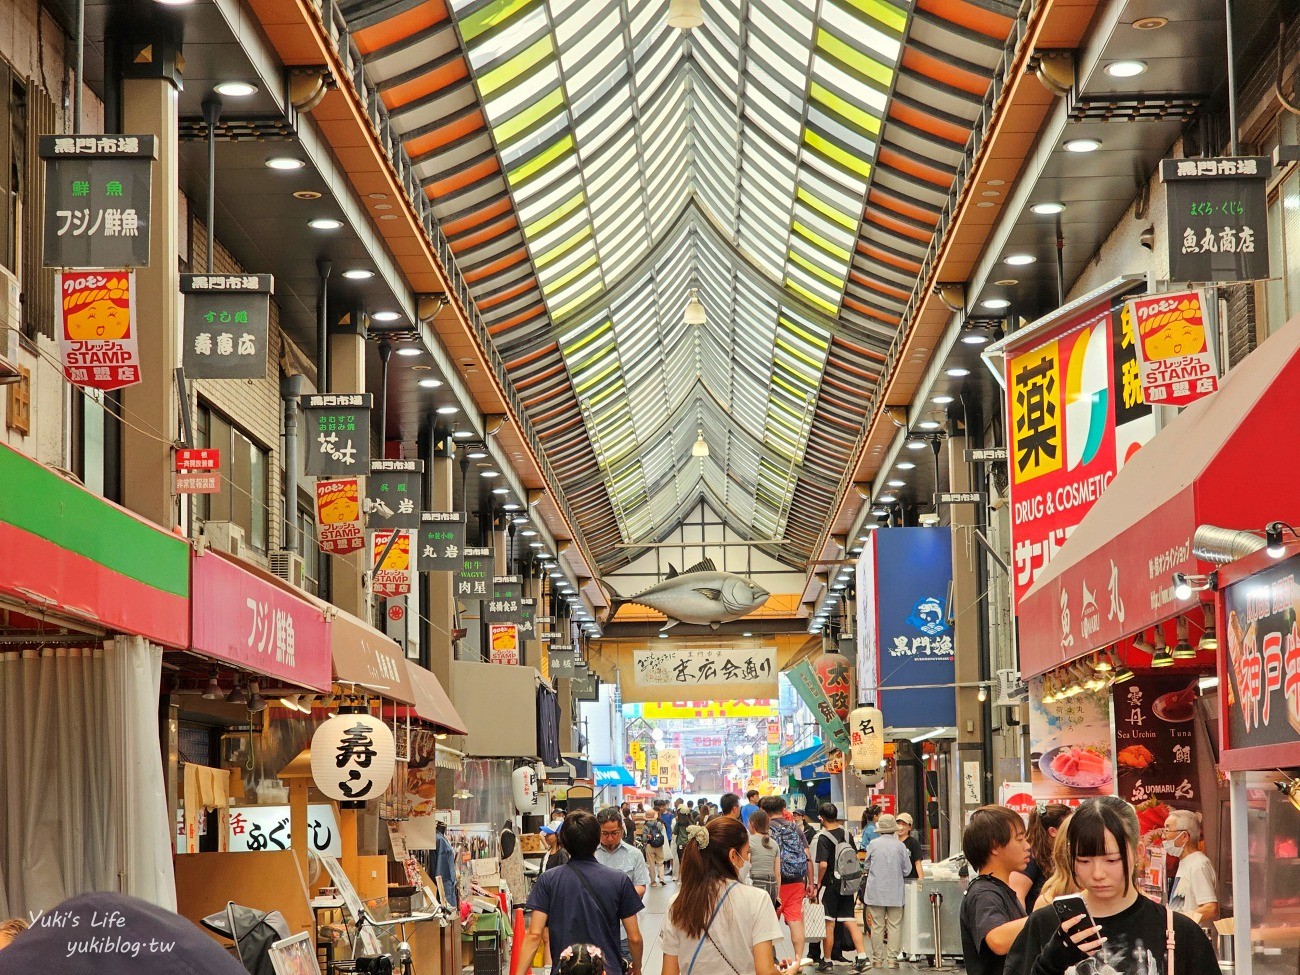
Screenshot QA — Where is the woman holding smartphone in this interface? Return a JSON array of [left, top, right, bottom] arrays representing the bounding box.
[[1004, 797, 1217, 975]]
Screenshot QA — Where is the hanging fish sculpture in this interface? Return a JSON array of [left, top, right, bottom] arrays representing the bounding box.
[[603, 559, 770, 630]]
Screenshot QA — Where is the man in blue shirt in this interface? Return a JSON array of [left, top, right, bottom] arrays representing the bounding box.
[[514, 811, 644, 975], [740, 789, 761, 827]]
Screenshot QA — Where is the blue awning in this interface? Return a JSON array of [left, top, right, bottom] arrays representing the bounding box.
[[779, 740, 825, 769], [594, 765, 635, 787]]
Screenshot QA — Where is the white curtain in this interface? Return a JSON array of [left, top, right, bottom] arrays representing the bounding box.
[[0, 636, 175, 919]]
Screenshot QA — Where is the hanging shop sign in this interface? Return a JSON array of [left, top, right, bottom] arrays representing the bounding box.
[[788, 658, 851, 751], [457, 547, 491, 602], [56, 270, 142, 391], [174, 447, 221, 495], [1112, 673, 1200, 813], [1028, 675, 1117, 804], [1003, 288, 1155, 606], [856, 527, 956, 728], [323, 601, 416, 702], [316, 478, 365, 555], [572, 667, 599, 702], [227, 803, 342, 858], [310, 712, 397, 807], [419, 512, 466, 571], [303, 394, 372, 477], [814, 651, 852, 721], [627, 646, 777, 704], [180, 274, 272, 380], [621, 701, 775, 719], [658, 748, 682, 790], [1161, 156, 1271, 283], [372, 529, 415, 597], [191, 549, 333, 691], [485, 575, 522, 624], [366, 460, 423, 532], [548, 648, 577, 678], [41, 134, 155, 268], [1125, 289, 1219, 407], [512, 765, 547, 815], [1222, 552, 1300, 761], [848, 706, 884, 785], [489, 623, 520, 665], [630, 741, 646, 770]]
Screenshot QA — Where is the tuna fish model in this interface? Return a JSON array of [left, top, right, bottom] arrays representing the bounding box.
[[603, 559, 770, 630]]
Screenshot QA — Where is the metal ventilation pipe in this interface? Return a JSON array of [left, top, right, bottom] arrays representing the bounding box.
[[1192, 524, 1266, 564]]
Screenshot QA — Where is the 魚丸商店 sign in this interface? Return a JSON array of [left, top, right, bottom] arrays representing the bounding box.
[[190, 548, 333, 692], [181, 274, 272, 380], [303, 394, 372, 477], [316, 478, 364, 555], [175, 447, 221, 495], [1161, 156, 1271, 284], [419, 512, 465, 572], [458, 547, 491, 602], [366, 460, 424, 532], [56, 270, 142, 391], [1125, 289, 1219, 407], [41, 134, 155, 269]]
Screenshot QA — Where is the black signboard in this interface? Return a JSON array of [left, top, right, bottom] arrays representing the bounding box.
[[303, 394, 372, 477], [1112, 673, 1200, 813], [485, 575, 522, 624], [1224, 553, 1300, 755], [935, 492, 985, 505], [181, 274, 272, 380], [549, 648, 577, 679], [964, 447, 1008, 462], [41, 135, 157, 269], [419, 512, 466, 572], [366, 460, 424, 531], [518, 598, 537, 638], [572, 667, 599, 702], [1161, 156, 1271, 283], [457, 547, 492, 602]]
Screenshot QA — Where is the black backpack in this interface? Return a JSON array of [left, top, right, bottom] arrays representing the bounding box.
[[646, 820, 665, 848]]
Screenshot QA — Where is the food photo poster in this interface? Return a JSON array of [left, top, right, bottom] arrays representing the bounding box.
[[1028, 675, 1118, 802]]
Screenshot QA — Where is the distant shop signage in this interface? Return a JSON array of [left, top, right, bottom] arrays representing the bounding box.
[[457, 547, 491, 602], [490, 623, 519, 666], [175, 447, 220, 495], [965, 447, 1008, 462], [935, 491, 985, 505], [181, 274, 272, 380], [548, 648, 577, 678], [41, 135, 155, 269], [1161, 156, 1271, 283], [371, 529, 415, 597], [419, 512, 466, 572], [303, 394, 372, 477], [366, 460, 423, 532], [56, 270, 142, 391], [485, 575, 522, 624], [1125, 289, 1219, 407]]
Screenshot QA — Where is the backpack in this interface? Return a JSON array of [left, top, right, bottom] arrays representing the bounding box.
[[817, 828, 863, 896], [771, 819, 810, 883], [646, 821, 665, 848]]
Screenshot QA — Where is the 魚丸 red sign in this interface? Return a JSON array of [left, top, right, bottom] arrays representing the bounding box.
[[175, 447, 221, 495], [191, 549, 332, 691]]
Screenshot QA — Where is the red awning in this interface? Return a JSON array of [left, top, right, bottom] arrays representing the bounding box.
[[1018, 313, 1300, 678], [405, 659, 468, 735]]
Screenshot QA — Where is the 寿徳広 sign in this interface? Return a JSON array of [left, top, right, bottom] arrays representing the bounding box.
[[41, 135, 155, 269], [181, 274, 272, 380]]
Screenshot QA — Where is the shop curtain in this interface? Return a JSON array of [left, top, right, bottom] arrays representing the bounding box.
[[0, 636, 176, 918]]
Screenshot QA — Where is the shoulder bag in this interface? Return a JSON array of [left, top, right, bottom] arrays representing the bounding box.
[[567, 864, 629, 975], [686, 881, 741, 975]]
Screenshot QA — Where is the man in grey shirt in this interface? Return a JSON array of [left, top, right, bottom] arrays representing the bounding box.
[[862, 814, 912, 970], [595, 806, 649, 966]]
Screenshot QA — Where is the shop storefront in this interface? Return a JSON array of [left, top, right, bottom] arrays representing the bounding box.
[[0, 442, 187, 916]]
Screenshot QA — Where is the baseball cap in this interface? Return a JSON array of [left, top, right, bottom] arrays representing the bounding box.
[[896, 812, 913, 825], [540, 824, 557, 835]]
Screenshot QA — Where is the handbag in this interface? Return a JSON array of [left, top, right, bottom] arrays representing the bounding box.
[[687, 882, 740, 975], [802, 896, 826, 931]]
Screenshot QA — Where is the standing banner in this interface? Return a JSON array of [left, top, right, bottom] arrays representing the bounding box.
[[1161, 156, 1271, 283], [303, 395, 372, 478], [41, 135, 156, 268], [316, 478, 365, 555], [788, 658, 851, 751], [419, 512, 466, 571], [372, 529, 415, 597], [1003, 290, 1155, 606], [56, 270, 142, 391], [366, 460, 423, 532], [489, 623, 519, 666], [457, 547, 491, 602], [181, 274, 272, 380], [1112, 674, 1200, 814], [1028, 675, 1117, 804], [1126, 290, 1219, 407]]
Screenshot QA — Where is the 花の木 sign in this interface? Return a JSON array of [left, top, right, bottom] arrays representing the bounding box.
[[419, 512, 466, 572], [55, 270, 142, 391], [181, 274, 272, 380], [41, 135, 155, 269], [1161, 156, 1271, 283], [303, 394, 372, 477], [1125, 289, 1219, 407], [366, 460, 424, 532]]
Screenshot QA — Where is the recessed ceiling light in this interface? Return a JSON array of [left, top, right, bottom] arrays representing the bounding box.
[[372, 311, 401, 322], [1133, 16, 1167, 30], [918, 420, 942, 430], [308, 217, 343, 230], [395, 347, 422, 357], [1105, 60, 1147, 78], [1004, 254, 1036, 266], [961, 333, 990, 345], [435, 405, 458, 415], [986, 179, 1005, 187], [1064, 138, 1102, 153], [1031, 202, 1066, 216], [417, 378, 443, 389], [467, 449, 488, 459], [342, 268, 374, 280], [932, 396, 954, 406], [871, 507, 888, 516], [981, 190, 1000, 197], [981, 298, 1011, 310], [453, 429, 474, 439], [480, 469, 501, 478], [906, 440, 927, 451], [380, 214, 398, 220], [887, 479, 906, 488], [293, 190, 322, 200], [897, 461, 917, 470], [946, 367, 971, 377], [521, 529, 537, 537], [503, 503, 521, 511], [368, 193, 388, 200], [266, 156, 306, 170], [492, 487, 509, 495], [214, 81, 258, 98], [976, 201, 995, 208]]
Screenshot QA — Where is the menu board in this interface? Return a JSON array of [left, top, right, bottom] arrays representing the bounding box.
[[1112, 673, 1200, 814]]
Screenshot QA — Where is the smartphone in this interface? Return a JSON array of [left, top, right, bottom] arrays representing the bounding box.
[[1051, 894, 1096, 936]]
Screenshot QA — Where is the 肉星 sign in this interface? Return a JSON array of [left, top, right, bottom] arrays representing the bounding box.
[[175, 447, 220, 495], [56, 270, 142, 391], [457, 547, 491, 602], [1161, 156, 1271, 284], [41, 135, 155, 269], [1126, 289, 1219, 407], [303, 395, 372, 477], [181, 274, 272, 380]]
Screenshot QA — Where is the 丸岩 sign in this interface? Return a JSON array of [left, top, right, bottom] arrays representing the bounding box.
[[316, 478, 364, 555], [303, 395, 372, 477], [175, 447, 220, 495], [1161, 156, 1271, 284], [1125, 289, 1219, 407], [419, 512, 466, 571], [372, 529, 415, 597], [458, 547, 491, 602], [56, 270, 142, 391], [181, 274, 272, 380], [366, 460, 424, 532], [41, 134, 155, 269]]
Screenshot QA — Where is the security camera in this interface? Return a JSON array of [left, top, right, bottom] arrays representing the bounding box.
[[363, 498, 394, 518], [854, 767, 884, 786]]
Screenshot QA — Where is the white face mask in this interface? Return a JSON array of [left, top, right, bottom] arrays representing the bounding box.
[[1162, 838, 1184, 857]]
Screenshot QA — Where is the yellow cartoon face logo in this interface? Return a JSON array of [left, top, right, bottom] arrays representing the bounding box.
[[63, 277, 131, 340], [1139, 298, 1206, 361]]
